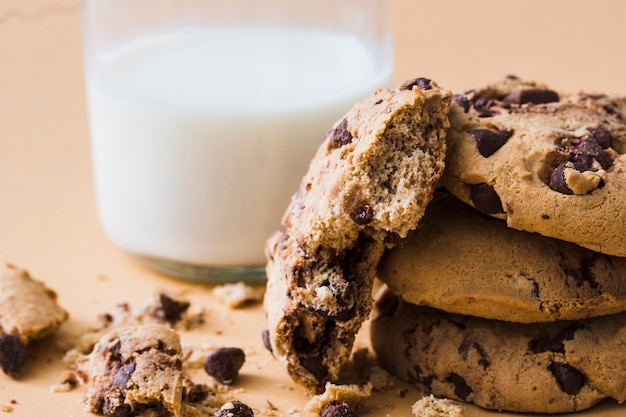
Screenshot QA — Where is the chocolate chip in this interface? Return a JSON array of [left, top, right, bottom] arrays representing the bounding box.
[[589, 127, 613, 149], [321, 400, 357, 417], [261, 330, 272, 353], [0, 334, 26, 377], [400, 77, 433, 91], [113, 362, 136, 388], [469, 183, 504, 214], [215, 401, 254, 417], [185, 383, 210, 403], [203, 347, 246, 384], [549, 362, 585, 395], [155, 293, 190, 323], [299, 354, 327, 382], [102, 399, 132, 417], [549, 163, 573, 194], [412, 365, 433, 390], [561, 254, 600, 289], [350, 203, 374, 225], [452, 94, 470, 113], [502, 88, 559, 105], [449, 373, 473, 400], [329, 118, 353, 148], [472, 94, 496, 117], [458, 339, 490, 369], [468, 128, 513, 157], [530, 323, 583, 354]]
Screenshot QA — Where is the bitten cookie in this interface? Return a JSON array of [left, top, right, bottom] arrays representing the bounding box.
[[371, 289, 626, 413], [441, 76, 626, 256], [264, 78, 452, 394], [378, 192, 626, 323], [77, 324, 184, 417]]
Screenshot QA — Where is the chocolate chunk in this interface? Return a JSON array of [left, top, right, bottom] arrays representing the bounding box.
[[321, 400, 357, 417], [449, 373, 473, 400], [113, 362, 136, 388], [549, 163, 573, 194], [452, 94, 470, 113], [299, 354, 327, 382], [458, 339, 490, 369], [155, 293, 190, 323], [502, 88, 560, 105], [350, 203, 374, 225], [203, 347, 246, 385], [185, 383, 210, 403], [329, 118, 353, 148], [530, 323, 582, 354], [0, 334, 26, 376], [400, 77, 433, 91], [261, 329, 273, 353], [215, 401, 254, 417], [412, 365, 434, 390], [469, 183, 504, 214], [102, 399, 132, 417], [472, 94, 496, 117], [549, 362, 585, 395], [589, 126, 613, 149], [468, 128, 513, 157], [561, 254, 600, 289]]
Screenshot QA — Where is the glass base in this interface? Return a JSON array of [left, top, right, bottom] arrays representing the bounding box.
[[133, 255, 266, 283]]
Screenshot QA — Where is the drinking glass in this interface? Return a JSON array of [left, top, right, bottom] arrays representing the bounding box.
[[82, 0, 393, 282]]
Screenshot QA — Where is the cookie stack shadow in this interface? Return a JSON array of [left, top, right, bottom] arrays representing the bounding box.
[[371, 77, 626, 414]]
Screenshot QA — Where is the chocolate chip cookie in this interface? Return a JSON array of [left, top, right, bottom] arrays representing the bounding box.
[[441, 76, 626, 257], [371, 289, 626, 413], [378, 192, 626, 323], [77, 324, 184, 417], [264, 78, 452, 394]]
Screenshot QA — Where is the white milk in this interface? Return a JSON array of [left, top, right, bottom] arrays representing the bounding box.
[[86, 27, 392, 267]]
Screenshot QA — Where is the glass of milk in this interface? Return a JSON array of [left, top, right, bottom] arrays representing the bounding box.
[[82, 0, 393, 282]]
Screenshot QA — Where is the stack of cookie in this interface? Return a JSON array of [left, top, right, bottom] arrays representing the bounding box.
[[372, 77, 626, 413]]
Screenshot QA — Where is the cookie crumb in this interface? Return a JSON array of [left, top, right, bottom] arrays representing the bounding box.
[[0, 405, 13, 413], [214, 401, 254, 417], [305, 382, 372, 414], [50, 371, 79, 393], [411, 395, 465, 417], [212, 282, 264, 308]]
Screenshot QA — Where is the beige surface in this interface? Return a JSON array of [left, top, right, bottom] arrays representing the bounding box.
[[0, 0, 625, 416]]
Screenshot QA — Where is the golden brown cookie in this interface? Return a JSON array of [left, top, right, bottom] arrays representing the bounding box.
[[442, 76, 626, 256], [378, 192, 626, 323], [371, 289, 626, 413]]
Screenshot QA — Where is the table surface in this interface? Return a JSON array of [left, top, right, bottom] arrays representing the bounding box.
[[1, 1, 625, 416]]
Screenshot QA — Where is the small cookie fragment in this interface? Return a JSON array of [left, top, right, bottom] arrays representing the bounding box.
[[320, 400, 357, 417], [0, 263, 68, 344], [214, 401, 254, 417], [77, 324, 184, 417], [212, 283, 264, 308], [411, 395, 465, 417], [203, 347, 246, 385], [305, 382, 372, 415]]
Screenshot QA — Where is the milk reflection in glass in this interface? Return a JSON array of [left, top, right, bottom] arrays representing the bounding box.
[[86, 25, 392, 279]]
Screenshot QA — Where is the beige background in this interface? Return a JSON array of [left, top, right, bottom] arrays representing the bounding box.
[[0, 1, 625, 416]]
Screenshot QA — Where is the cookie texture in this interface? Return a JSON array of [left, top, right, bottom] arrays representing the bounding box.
[[264, 79, 452, 394], [77, 324, 184, 417], [378, 192, 626, 323], [0, 263, 68, 344], [371, 290, 626, 413], [441, 76, 626, 256]]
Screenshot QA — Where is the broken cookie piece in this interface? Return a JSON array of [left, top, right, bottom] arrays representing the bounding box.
[[0, 263, 68, 376], [77, 324, 184, 417]]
